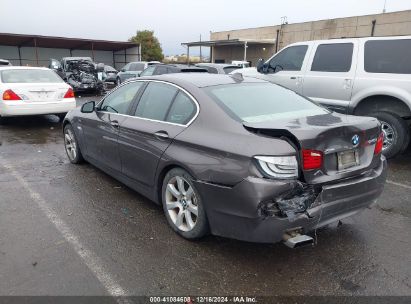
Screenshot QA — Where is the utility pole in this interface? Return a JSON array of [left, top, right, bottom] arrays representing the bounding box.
[[199, 34, 202, 62], [383, 0, 387, 13]]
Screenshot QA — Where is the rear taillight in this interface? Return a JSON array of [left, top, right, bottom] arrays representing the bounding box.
[[374, 132, 384, 155], [64, 88, 75, 98], [3, 89, 21, 101], [302, 149, 323, 170]]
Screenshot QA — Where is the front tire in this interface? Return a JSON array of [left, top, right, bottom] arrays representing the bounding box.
[[369, 111, 410, 159], [64, 124, 84, 164], [161, 168, 209, 240], [116, 77, 121, 86]]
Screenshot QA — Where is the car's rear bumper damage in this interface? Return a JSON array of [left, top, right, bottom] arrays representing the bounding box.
[[194, 157, 387, 244]]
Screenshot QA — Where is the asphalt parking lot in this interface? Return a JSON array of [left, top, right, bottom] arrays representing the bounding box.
[[0, 95, 410, 297]]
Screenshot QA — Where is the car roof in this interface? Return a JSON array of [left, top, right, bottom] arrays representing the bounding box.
[[0, 66, 51, 71], [287, 35, 411, 47], [142, 73, 266, 88], [62, 57, 93, 61], [197, 63, 239, 68]]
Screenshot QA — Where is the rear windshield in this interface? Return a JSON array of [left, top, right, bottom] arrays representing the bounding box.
[[364, 39, 411, 74], [1, 69, 64, 83], [204, 83, 327, 123]]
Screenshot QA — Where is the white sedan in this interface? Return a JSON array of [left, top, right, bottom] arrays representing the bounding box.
[[0, 66, 76, 122]]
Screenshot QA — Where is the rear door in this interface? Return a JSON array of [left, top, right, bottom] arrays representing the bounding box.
[[302, 41, 358, 113], [119, 81, 198, 186], [263, 44, 310, 94], [80, 81, 144, 172]]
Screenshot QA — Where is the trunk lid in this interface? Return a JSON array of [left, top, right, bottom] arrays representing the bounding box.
[[6, 83, 69, 102], [243, 112, 381, 184]]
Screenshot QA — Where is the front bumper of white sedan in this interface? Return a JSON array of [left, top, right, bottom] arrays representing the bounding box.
[[0, 98, 76, 117]]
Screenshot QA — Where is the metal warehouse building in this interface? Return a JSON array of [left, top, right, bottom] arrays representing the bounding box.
[[0, 33, 140, 69], [183, 9, 411, 66]]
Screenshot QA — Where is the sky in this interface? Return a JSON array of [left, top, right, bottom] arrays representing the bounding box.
[[1, 0, 411, 56]]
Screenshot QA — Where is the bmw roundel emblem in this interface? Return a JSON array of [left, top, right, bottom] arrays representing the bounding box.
[[352, 134, 360, 147]]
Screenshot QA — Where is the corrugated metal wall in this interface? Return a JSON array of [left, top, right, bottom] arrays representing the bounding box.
[[0, 45, 140, 70]]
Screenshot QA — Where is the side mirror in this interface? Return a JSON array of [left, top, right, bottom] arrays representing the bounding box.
[[121, 68, 126, 72], [81, 101, 95, 113], [256, 58, 269, 73]]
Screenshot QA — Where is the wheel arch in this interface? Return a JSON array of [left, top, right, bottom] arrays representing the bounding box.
[[353, 94, 411, 118], [155, 162, 199, 205]]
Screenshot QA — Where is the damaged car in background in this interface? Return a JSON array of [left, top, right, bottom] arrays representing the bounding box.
[[62, 74, 387, 248], [49, 57, 105, 94]]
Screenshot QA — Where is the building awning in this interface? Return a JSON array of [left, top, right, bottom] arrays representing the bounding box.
[[0, 33, 138, 51], [182, 38, 275, 47]]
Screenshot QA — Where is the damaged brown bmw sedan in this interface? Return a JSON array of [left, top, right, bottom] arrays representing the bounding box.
[[63, 73, 387, 247]]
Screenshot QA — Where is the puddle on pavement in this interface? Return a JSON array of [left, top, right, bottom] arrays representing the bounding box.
[[0, 115, 62, 145]]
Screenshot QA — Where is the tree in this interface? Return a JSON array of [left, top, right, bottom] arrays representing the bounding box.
[[129, 30, 164, 62]]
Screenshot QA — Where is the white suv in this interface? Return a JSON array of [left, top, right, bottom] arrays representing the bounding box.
[[238, 36, 411, 158]]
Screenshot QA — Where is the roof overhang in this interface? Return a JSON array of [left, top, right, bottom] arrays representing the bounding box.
[[0, 33, 139, 51], [182, 38, 275, 47]]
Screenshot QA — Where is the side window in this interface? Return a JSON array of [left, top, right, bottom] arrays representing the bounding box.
[[269, 45, 308, 72], [364, 39, 411, 74], [129, 63, 138, 71], [122, 63, 130, 71], [135, 63, 146, 71], [154, 66, 168, 75], [99, 82, 143, 114], [140, 66, 156, 76], [311, 43, 353, 72], [166, 91, 196, 125], [134, 82, 178, 121]]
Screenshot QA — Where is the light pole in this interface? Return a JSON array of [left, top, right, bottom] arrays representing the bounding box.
[[383, 0, 387, 13]]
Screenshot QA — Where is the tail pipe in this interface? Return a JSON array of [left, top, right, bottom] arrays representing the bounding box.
[[283, 228, 314, 248]]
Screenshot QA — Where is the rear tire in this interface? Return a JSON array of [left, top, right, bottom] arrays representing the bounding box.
[[161, 168, 209, 240], [369, 111, 410, 159], [57, 113, 67, 121], [63, 124, 84, 164]]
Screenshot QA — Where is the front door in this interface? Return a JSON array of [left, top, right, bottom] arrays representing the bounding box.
[[263, 44, 309, 94], [80, 81, 144, 172]]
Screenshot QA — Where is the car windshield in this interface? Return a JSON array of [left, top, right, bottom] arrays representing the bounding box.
[[0, 69, 64, 83], [204, 83, 327, 123]]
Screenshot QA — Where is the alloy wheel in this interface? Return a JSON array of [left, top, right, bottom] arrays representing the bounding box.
[[380, 120, 395, 151], [64, 128, 77, 161], [165, 176, 198, 232]]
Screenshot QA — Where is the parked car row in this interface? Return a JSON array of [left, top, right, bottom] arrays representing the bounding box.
[[0, 37, 392, 245]]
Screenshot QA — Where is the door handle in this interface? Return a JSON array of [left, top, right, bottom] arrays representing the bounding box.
[[290, 76, 297, 79], [154, 131, 169, 140], [110, 120, 119, 128]]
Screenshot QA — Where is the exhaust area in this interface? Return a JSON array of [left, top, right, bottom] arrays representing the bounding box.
[[283, 229, 314, 248]]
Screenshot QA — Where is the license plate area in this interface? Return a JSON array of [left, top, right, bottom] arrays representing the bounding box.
[[337, 149, 360, 170]]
